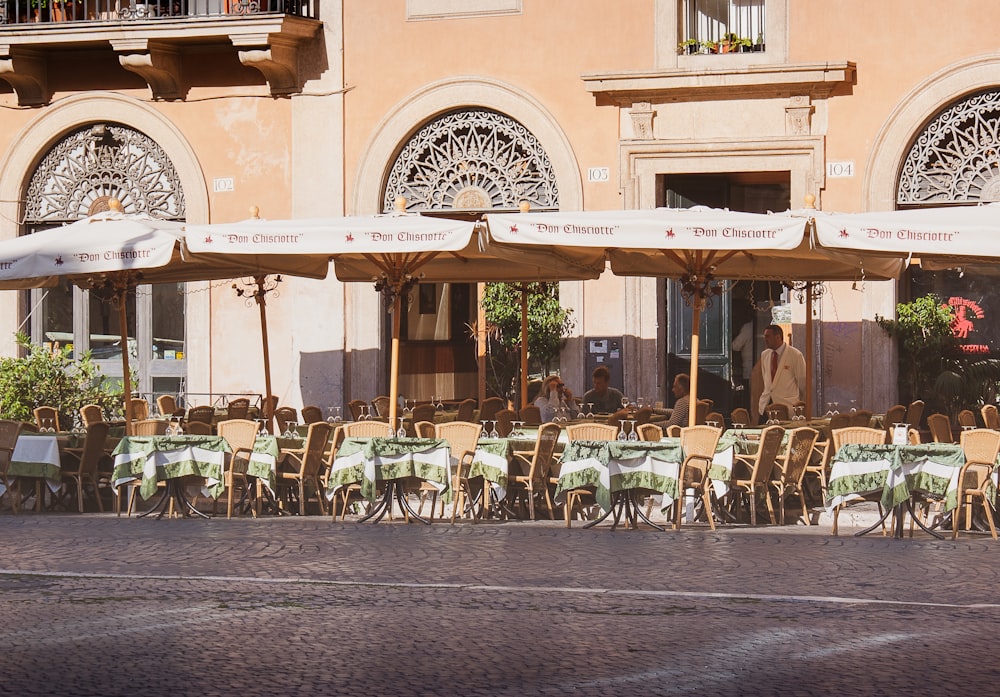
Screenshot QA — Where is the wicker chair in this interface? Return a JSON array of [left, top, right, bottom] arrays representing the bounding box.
[[410, 403, 436, 425], [728, 425, 784, 526], [133, 419, 168, 436], [157, 394, 179, 417], [848, 409, 873, 428], [830, 426, 889, 536], [675, 425, 723, 530], [216, 419, 261, 518], [637, 423, 663, 441], [927, 413, 954, 443], [704, 411, 725, 428], [563, 422, 619, 526], [300, 405, 322, 424], [186, 405, 215, 425], [273, 407, 299, 435], [183, 421, 213, 435], [341, 420, 392, 438], [371, 396, 392, 418], [694, 399, 710, 425], [768, 427, 820, 525], [883, 404, 907, 437], [413, 421, 436, 438], [665, 424, 681, 438], [828, 412, 850, 431], [276, 421, 333, 516], [0, 420, 22, 513], [518, 404, 542, 426], [347, 399, 368, 421], [764, 403, 790, 421], [982, 404, 1000, 430], [493, 408, 516, 437], [129, 398, 150, 422], [434, 421, 483, 523], [507, 423, 561, 521], [952, 428, 1000, 540], [59, 421, 111, 513]]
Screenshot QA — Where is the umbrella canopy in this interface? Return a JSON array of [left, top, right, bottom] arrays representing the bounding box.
[[812, 203, 1000, 269], [0, 209, 328, 432], [186, 211, 603, 427], [485, 207, 904, 425]]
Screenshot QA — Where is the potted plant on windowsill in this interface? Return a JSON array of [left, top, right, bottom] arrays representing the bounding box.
[[678, 38, 702, 55]]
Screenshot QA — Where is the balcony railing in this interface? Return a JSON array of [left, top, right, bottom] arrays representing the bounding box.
[[0, 0, 317, 25], [680, 0, 764, 54]]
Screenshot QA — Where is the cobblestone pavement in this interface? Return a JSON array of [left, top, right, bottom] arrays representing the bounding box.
[[0, 513, 998, 696]]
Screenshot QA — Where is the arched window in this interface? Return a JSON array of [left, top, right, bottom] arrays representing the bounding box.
[[23, 123, 186, 402], [382, 108, 559, 212], [898, 89, 1000, 204]]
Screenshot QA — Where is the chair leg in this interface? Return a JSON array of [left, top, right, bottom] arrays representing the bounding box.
[[702, 487, 716, 531], [981, 495, 998, 540], [797, 490, 809, 525], [832, 503, 840, 536], [952, 495, 964, 540], [764, 487, 776, 525], [564, 492, 575, 528], [748, 490, 757, 526]]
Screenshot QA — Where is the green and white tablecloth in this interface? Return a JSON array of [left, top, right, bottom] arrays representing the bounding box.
[[826, 443, 966, 512], [470, 439, 514, 500], [326, 437, 451, 503], [555, 440, 686, 513], [112, 435, 230, 501], [0, 433, 69, 497], [238, 435, 297, 495]]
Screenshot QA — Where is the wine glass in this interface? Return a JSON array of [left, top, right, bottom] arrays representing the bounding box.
[[621, 397, 630, 412], [360, 405, 370, 421], [489, 420, 500, 439], [511, 420, 524, 437], [849, 400, 858, 413], [617, 424, 628, 441], [628, 420, 639, 441], [480, 420, 490, 440], [396, 417, 406, 438], [259, 418, 269, 437], [831, 402, 840, 415], [585, 402, 594, 419]]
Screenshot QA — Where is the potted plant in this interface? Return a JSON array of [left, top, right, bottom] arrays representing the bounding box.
[[733, 36, 753, 52], [678, 38, 701, 55]]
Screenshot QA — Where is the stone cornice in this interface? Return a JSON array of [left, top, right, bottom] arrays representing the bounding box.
[[583, 62, 857, 105]]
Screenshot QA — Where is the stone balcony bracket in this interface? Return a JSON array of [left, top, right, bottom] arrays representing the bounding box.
[[112, 40, 184, 101], [0, 46, 49, 107], [230, 34, 301, 97]]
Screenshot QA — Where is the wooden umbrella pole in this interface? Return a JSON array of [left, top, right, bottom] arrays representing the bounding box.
[[117, 287, 134, 436], [257, 277, 275, 434], [805, 282, 813, 419], [388, 290, 401, 432], [520, 287, 529, 409], [688, 298, 702, 428]]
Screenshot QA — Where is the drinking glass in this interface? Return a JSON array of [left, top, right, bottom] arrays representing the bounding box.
[[617, 425, 628, 441], [706, 420, 719, 429], [396, 417, 406, 438], [621, 397, 630, 411], [360, 405, 370, 421], [849, 400, 858, 413], [628, 420, 639, 441], [585, 403, 594, 419], [480, 420, 490, 440], [489, 420, 499, 439], [831, 402, 840, 415]]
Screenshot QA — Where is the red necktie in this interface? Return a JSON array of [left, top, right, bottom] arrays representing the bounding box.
[[770, 351, 778, 381]]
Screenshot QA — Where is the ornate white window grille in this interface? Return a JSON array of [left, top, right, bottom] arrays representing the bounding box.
[[898, 89, 1000, 204], [24, 123, 185, 223], [382, 108, 559, 212]]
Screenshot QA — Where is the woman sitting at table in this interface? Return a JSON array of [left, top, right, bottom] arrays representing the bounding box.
[[534, 375, 576, 422]]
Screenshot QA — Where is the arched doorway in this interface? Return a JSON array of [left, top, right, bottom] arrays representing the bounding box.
[[381, 107, 560, 399], [22, 122, 187, 400]]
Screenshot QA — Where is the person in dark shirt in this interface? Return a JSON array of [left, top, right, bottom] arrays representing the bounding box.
[[581, 365, 625, 414]]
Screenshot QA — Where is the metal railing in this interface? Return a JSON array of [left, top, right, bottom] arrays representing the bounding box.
[[680, 0, 765, 54], [0, 0, 317, 25]]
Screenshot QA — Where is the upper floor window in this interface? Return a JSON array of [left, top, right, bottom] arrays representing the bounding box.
[[680, 0, 765, 54]]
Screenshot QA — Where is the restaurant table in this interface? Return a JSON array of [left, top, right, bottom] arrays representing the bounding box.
[[469, 431, 569, 518], [224, 434, 299, 515], [112, 435, 230, 518], [0, 432, 82, 511], [826, 442, 966, 538], [554, 439, 686, 530], [326, 436, 451, 524]]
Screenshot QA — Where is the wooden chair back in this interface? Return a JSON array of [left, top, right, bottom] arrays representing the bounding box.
[[960, 428, 1000, 466], [766, 403, 790, 421], [75, 421, 111, 478], [216, 419, 260, 456], [341, 420, 391, 438], [186, 405, 215, 424], [347, 399, 368, 421], [832, 426, 886, 451], [157, 394, 178, 417], [479, 397, 505, 422], [129, 398, 150, 422], [414, 421, 436, 438], [730, 408, 751, 427], [828, 412, 850, 431], [0, 419, 21, 474], [372, 396, 392, 418], [981, 404, 1000, 430], [274, 406, 299, 434], [745, 425, 785, 485], [927, 413, 954, 443], [566, 423, 618, 441], [705, 411, 725, 427], [637, 423, 663, 441], [297, 421, 334, 477], [133, 419, 168, 436], [80, 404, 104, 427], [518, 404, 541, 426], [456, 398, 477, 422], [227, 398, 251, 421], [957, 409, 978, 429], [884, 404, 906, 426], [33, 406, 59, 431], [905, 400, 925, 428], [184, 421, 213, 435], [694, 399, 710, 425], [848, 409, 873, 428], [665, 424, 681, 438], [494, 408, 516, 437], [411, 403, 436, 424], [521, 422, 561, 482], [301, 405, 323, 424], [435, 421, 483, 473]]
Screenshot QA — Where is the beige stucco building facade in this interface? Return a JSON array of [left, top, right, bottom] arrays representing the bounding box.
[[0, 0, 996, 416]]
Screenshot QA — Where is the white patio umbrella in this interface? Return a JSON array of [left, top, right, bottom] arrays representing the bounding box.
[[186, 208, 603, 428], [485, 206, 904, 425], [0, 207, 328, 432]]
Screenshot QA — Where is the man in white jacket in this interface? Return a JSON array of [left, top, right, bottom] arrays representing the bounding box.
[[758, 324, 806, 418]]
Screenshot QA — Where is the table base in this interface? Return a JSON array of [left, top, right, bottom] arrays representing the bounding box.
[[584, 490, 664, 531], [138, 479, 210, 519], [855, 498, 943, 539], [358, 481, 431, 525]]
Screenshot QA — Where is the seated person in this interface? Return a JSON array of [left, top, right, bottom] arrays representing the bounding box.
[[534, 375, 576, 422], [664, 373, 690, 429], [581, 365, 625, 414]]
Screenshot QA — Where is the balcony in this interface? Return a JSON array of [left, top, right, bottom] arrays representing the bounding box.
[[0, 0, 322, 105]]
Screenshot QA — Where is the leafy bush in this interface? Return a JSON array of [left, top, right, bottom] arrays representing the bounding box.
[[0, 333, 123, 428]]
